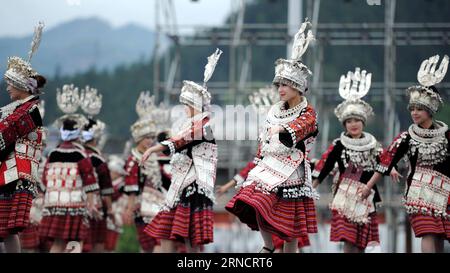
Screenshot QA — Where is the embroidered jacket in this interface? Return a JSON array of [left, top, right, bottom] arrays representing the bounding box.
[[313, 138, 383, 204], [0, 96, 44, 187], [41, 141, 99, 216], [377, 129, 450, 195], [160, 114, 217, 209], [84, 145, 113, 196], [242, 103, 319, 196]]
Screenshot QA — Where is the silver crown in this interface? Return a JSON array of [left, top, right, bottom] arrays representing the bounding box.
[[54, 84, 88, 130], [56, 84, 80, 114], [4, 22, 45, 94], [334, 68, 374, 123], [131, 91, 157, 142], [80, 85, 102, 117], [407, 54, 448, 114], [339, 67, 372, 101], [180, 48, 223, 111], [417, 55, 449, 87], [152, 103, 171, 134], [273, 18, 315, 93]]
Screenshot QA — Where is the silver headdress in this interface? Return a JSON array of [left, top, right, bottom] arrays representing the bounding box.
[[152, 103, 171, 135], [80, 86, 102, 118], [180, 48, 223, 112], [80, 86, 105, 141], [54, 84, 88, 130], [130, 91, 157, 142], [273, 18, 315, 93], [407, 55, 448, 114], [334, 67, 374, 123], [4, 22, 45, 94]]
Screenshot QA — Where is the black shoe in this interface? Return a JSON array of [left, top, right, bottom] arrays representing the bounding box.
[[259, 246, 275, 253]]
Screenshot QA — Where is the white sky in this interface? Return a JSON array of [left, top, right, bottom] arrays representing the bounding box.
[[0, 0, 234, 37]]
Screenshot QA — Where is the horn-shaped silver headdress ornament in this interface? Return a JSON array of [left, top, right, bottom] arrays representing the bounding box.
[[334, 67, 374, 123], [407, 54, 448, 114]]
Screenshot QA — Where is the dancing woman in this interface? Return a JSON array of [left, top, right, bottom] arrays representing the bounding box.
[[225, 20, 319, 253], [362, 55, 450, 253], [39, 85, 99, 253], [312, 68, 399, 252], [142, 49, 222, 253], [0, 23, 47, 253]]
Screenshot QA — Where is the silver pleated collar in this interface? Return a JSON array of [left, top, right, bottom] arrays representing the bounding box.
[[340, 132, 378, 152], [266, 97, 308, 125], [408, 121, 448, 144]]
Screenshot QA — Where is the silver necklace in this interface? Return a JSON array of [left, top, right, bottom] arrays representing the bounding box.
[[408, 121, 448, 166], [340, 132, 381, 171]]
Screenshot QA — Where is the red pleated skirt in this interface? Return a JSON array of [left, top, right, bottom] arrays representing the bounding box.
[[83, 218, 107, 251], [330, 210, 380, 249], [144, 183, 214, 246], [409, 204, 450, 241], [39, 214, 88, 242], [225, 183, 317, 241], [136, 223, 159, 251], [19, 224, 40, 249], [0, 190, 33, 238]]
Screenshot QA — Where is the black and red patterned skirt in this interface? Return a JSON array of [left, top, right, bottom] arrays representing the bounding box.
[[39, 212, 88, 242], [330, 210, 380, 249], [82, 218, 107, 251], [19, 224, 40, 249], [0, 180, 34, 238], [144, 182, 214, 246], [225, 182, 318, 241], [272, 234, 310, 250], [409, 202, 450, 241]]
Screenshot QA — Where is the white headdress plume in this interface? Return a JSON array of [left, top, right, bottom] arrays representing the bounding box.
[[80, 85, 102, 117], [27, 22, 45, 63], [339, 67, 372, 101], [291, 18, 315, 61], [417, 54, 449, 87], [56, 84, 80, 114], [203, 48, 223, 87]]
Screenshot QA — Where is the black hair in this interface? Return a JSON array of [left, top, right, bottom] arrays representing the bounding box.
[[63, 119, 78, 131], [32, 74, 46, 88], [157, 131, 169, 143], [84, 118, 97, 131]]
